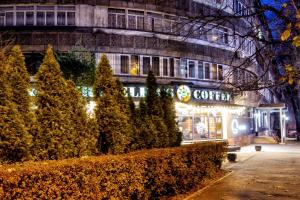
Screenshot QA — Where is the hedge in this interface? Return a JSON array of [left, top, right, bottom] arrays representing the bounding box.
[[0, 142, 226, 199]]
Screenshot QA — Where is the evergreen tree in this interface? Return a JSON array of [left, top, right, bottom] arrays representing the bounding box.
[[136, 98, 159, 149], [7, 46, 32, 127], [35, 45, 73, 160], [115, 79, 130, 115], [145, 71, 168, 148], [93, 54, 131, 154], [160, 88, 182, 147], [64, 80, 98, 157], [0, 51, 32, 163], [145, 71, 163, 117]]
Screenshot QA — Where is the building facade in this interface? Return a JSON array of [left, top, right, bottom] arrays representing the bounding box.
[[0, 0, 281, 145]]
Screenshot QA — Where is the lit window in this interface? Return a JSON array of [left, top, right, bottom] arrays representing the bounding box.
[[212, 64, 218, 80], [130, 55, 139, 75]]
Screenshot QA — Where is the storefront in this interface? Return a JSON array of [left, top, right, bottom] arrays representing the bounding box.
[[122, 84, 254, 144]]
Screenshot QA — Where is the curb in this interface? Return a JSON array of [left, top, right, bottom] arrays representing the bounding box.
[[183, 170, 234, 200]]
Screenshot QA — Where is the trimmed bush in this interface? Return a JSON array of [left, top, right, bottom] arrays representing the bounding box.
[[0, 142, 226, 199]]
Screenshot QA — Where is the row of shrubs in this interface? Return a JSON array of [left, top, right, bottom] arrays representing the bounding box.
[[0, 142, 226, 199], [0, 44, 181, 163]]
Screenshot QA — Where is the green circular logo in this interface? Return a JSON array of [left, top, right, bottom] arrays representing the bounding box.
[[176, 85, 191, 103]]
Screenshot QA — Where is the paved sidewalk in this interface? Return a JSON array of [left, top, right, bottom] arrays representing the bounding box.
[[185, 143, 300, 200]]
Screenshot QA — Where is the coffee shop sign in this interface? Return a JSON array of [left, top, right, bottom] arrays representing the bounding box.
[[124, 85, 232, 102]]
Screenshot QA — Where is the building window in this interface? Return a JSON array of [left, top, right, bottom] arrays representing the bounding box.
[[128, 10, 144, 30], [0, 13, 4, 26], [142, 56, 151, 75], [162, 58, 169, 76], [121, 55, 129, 74], [108, 8, 126, 29], [46, 12, 55, 25], [57, 12, 66, 26], [5, 12, 13, 26], [37, 12, 45, 25], [147, 12, 163, 32], [204, 62, 211, 79], [198, 62, 204, 79], [67, 12, 75, 25], [212, 64, 218, 80], [188, 60, 195, 78], [16, 12, 25, 26], [169, 58, 175, 77], [178, 59, 187, 78], [130, 55, 139, 75], [152, 57, 160, 76], [26, 12, 34, 25], [218, 65, 223, 80]]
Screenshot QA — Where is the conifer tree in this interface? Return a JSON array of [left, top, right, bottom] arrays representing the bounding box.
[[136, 98, 159, 149], [160, 88, 182, 147], [35, 45, 73, 160], [0, 51, 32, 163], [7, 46, 32, 127], [145, 71, 168, 147], [64, 80, 98, 157], [115, 79, 130, 115], [94, 54, 131, 154]]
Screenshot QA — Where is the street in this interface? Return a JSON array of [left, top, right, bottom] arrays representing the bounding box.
[[185, 143, 300, 200]]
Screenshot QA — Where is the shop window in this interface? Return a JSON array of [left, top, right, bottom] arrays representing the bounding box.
[[194, 116, 209, 139], [169, 58, 175, 77], [128, 10, 144, 30], [130, 55, 139, 75], [108, 9, 126, 29], [152, 56, 160, 76], [188, 60, 195, 78], [121, 55, 129, 74], [142, 56, 151, 75], [163, 58, 168, 76], [204, 62, 211, 79], [178, 116, 193, 140], [198, 61, 204, 79]]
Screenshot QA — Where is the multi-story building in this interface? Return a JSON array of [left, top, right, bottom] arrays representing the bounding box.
[[0, 0, 284, 145]]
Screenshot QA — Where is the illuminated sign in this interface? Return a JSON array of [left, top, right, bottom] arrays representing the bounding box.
[[29, 85, 232, 103], [176, 85, 192, 103]]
